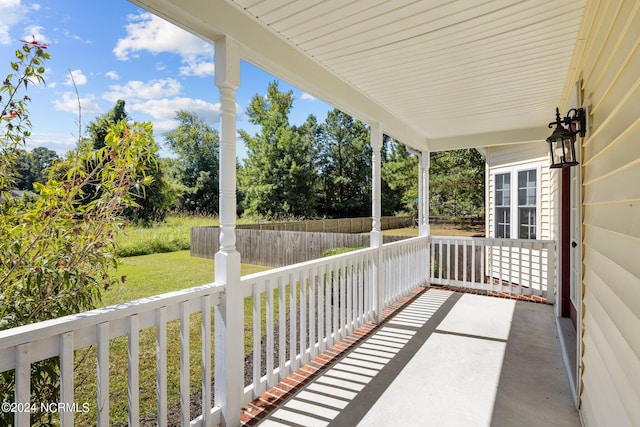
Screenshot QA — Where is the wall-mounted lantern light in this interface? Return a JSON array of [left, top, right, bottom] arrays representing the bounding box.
[[546, 107, 586, 168]]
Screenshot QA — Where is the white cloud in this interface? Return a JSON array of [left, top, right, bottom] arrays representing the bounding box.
[[64, 69, 87, 86], [113, 12, 211, 62], [26, 131, 78, 155], [61, 28, 89, 43], [103, 78, 182, 103], [105, 71, 119, 80], [128, 97, 244, 135], [0, 0, 27, 45], [129, 97, 222, 125], [179, 59, 215, 77], [54, 91, 102, 115], [300, 92, 317, 101]]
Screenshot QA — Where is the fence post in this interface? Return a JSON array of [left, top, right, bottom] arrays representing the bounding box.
[[213, 36, 242, 427]]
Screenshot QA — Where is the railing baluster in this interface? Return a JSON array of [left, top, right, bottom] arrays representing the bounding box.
[[266, 280, 275, 387], [308, 269, 316, 359], [357, 256, 363, 325], [128, 314, 140, 427], [332, 262, 338, 344], [15, 343, 30, 427], [516, 240, 523, 294], [179, 301, 190, 427], [438, 239, 444, 283], [252, 284, 261, 398], [201, 295, 212, 426], [454, 239, 459, 284], [318, 264, 326, 353], [278, 276, 286, 379], [60, 332, 74, 426], [300, 269, 308, 365], [528, 243, 534, 295], [463, 240, 468, 285], [326, 263, 333, 347], [339, 259, 346, 340], [480, 241, 486, 290], [507, 240, 514, 295], [471, 240, 476, 286], [347, 259, 353, 335], [289, 272, 297, 372], [364, 255, 371, 323], [97, 322, 110, 427], [156, 307, 168, 427]]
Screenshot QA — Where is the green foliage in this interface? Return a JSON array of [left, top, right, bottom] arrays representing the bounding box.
[[87, 99, 127, 150], [318, 109, 372, 217], [321, 246, 366, 257], [164, 110, 221, 215], [1, 40, 50, 193], [429, 149, 485, 216], [239, 81, 317, 218], [381, 138, 418, 215], [0, 41, 156, 425], [14, 146, 59, 190], [86, 100, 172, 224]]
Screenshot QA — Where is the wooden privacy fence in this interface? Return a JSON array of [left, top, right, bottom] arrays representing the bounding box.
[[235, 216, 413, 233], [191, 228, 407, 267]]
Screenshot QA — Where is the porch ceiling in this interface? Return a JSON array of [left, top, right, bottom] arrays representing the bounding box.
[[129, 0, 585, 152]]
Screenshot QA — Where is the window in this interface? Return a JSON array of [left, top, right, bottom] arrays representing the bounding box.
[[494, 168, 537, 239], [495, 173, 510, 238], [518, 170, 537, 239]]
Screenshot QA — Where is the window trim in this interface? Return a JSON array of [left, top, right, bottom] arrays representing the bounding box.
[[492, 165, 541, 240]]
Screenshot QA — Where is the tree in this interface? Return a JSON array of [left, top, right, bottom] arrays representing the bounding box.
[[0, 39, 156, 425], [239, 81, 317, 218], [86, 100, 171, 224], [164, 110, 220, 215], [317, 109, 371, 217], [14, 146, 59, 190], [381, 139, 418, 215], [87, 99, 127, 150], [430, 149, 485, 216]]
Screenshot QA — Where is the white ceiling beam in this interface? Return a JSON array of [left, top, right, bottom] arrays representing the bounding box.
[[428, 127, 548, 152]]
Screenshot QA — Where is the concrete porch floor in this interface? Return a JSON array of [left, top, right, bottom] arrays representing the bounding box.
[[242, 288, 580, 427]]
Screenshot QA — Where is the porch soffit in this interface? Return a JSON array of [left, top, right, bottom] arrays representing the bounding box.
[[129, 0, 585, 153]]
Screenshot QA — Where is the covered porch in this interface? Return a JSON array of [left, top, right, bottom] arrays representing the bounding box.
[[0, 234, 572, 426], [243, 287, 578, 427], [0, 0, 594, 425]]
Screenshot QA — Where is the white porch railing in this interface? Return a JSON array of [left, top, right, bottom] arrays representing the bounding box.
[[0, 235, 555, 425], [0, 283, 225, 427], [240, 235, 429, 403], [429, 236, 556, 303], [0, 235, 429, 426]]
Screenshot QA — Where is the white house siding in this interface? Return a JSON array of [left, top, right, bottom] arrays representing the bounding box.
[[571, 1, 640, 425], [485, 144, 555, 291]]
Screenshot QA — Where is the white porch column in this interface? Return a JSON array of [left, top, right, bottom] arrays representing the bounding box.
[[214, 36, 242, 427], [418, 151, 431, 236], [370, 122, 384, 323]]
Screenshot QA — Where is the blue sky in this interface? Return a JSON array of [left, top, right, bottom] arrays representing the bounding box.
[[1, 0, 333, 158]]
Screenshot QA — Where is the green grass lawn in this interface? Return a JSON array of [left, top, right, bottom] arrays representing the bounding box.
[[74, 251, 270, 426], [71, 217, 481, 424], [102, 250, 268, 305], [116, 215, 216, 257]]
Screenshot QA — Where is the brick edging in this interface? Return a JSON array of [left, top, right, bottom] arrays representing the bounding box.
[[240, 286, 426, 426]]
